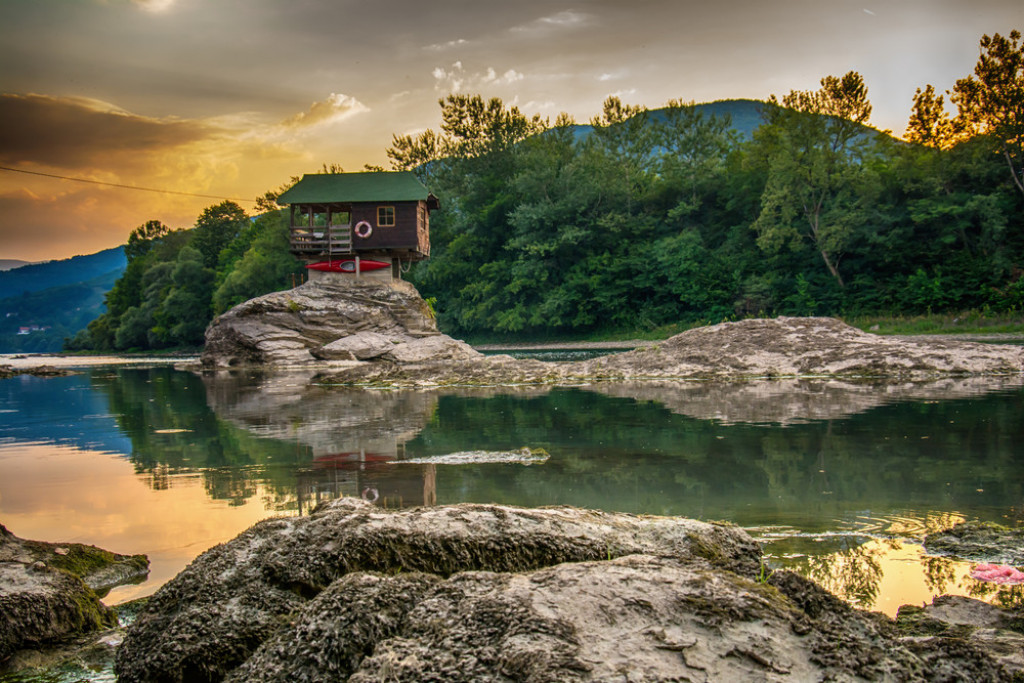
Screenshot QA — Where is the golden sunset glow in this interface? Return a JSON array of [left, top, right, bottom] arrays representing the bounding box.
[[1, 0, 1021, 261], [0, 442, 289, 603]]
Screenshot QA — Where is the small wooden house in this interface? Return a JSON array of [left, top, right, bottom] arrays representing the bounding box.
[[277, 171, 438, 280]]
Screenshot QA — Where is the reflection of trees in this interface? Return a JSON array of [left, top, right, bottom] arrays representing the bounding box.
[[91, 367, 313, 507], [398, 385, 1024, 524], [921, 554, 960, 595], [967, 576, 1024, 609], [88, 368, 1024, 527], [797, 539, 901, 609]]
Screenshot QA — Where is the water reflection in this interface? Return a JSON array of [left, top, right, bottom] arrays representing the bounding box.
[[591, 376, 1024, 425], [75, 368, 1024, 526], [1, 366, 1022, 614], [769, 536, 1024, 614]]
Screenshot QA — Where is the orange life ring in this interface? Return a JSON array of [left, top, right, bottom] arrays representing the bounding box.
[[354, 221, 372, 238]]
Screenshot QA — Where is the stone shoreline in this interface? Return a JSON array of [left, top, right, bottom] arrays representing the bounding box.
[[0, 523, 149, 665], [109, 501, 1024, 682], [194, 279, 1024, 386]]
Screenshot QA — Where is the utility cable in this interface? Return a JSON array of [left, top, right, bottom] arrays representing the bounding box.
[[0, 165, 257, 203]]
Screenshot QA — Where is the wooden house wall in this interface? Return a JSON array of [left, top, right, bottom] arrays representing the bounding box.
[[350, 200, 428, 255]]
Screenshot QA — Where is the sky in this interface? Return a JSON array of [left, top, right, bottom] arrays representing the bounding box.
[[1, 0, 1021, 262]]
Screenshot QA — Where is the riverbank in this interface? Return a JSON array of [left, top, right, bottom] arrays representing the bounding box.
[[0, 354, 196, 370], [475, 332, 1024, 353]]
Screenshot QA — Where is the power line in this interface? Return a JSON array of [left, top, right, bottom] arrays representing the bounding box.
[[0, 165, 258, 203]]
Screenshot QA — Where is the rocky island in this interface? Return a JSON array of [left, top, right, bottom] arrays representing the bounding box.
[[199, 276, 1024, 384]]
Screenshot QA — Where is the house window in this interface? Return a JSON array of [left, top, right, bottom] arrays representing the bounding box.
[[377, 206, 395, 227]]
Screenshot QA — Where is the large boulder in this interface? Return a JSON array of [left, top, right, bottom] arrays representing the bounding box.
[[0, 523, 148, 662], [116, 501, 1016, 682], [896, 595, 1024, 677], [201, 277, 478, 368], [115, 500, 761, 682], [203, 294, 1024, 384], [307, 316, 1024, 387]]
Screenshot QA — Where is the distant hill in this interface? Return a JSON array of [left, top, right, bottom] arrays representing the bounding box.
[[659, 99, 771, 139], [0, 260, 31, 271], [0, 246, 126, 299], [0, 268, 123, 353], [565, 98, 889, 144], [564, 99, 770, 142]]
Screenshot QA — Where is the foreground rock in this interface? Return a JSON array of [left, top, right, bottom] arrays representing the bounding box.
[[0, 523, 148, 662], [897, 595, 1024, 677], [924, 521, 1024, 566], [201, 277, 480, 368], [116, 501, 1014, 682]]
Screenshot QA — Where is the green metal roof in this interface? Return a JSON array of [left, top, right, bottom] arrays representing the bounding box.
[[276, 171, 435, 205]]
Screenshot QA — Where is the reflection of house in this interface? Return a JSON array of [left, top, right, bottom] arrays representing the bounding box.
[[297, 454, 437, 515], [277, 171, 439, 282]]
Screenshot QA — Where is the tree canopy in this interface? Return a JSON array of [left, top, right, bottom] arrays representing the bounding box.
[[73, 202, 304, 351], [72, 29, 1024, 351]]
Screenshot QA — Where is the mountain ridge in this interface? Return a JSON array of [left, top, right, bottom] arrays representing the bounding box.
[[0, 246, 126, 300]]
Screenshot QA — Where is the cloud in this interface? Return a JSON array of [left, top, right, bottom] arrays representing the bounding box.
[[511, 10, 589, 35], [523, 100, 557, 112], [425, 38, 470, 52], [433, 62, 526, 93], [0, 93, 215, 168], [130, 0, 175, 12], [281, 93, 370, 129]]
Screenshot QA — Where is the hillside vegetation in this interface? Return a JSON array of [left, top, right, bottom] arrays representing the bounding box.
[[68, 205, 304, 351], [387, 34, 1023, 338], [0, 247, 126, 299], [70, 30, 1024, 351], [0, 269, 123, 353]]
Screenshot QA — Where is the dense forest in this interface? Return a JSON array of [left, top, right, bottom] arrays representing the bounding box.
[[67, 200, 305, 350], [71, 30, 1023, 350]]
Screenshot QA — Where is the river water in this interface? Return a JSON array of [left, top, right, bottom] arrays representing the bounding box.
[[1, 364, 1022, 631]]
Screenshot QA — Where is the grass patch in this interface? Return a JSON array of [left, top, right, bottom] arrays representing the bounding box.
[[459, 311, 1024, 347], [844, 310, 1024, 336]]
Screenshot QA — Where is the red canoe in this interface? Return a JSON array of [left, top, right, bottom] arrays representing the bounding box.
[[306, 259, 390, 273]]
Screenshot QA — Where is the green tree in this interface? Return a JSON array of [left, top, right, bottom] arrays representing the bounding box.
[[211, 210, 303, 314], [190, 201, 249, 269], [657, 100, 738, 215], [156, 246, 214, 345], [905, 85, 958, 150], [125, 220, 170, 262], [586, 96, 654, 216], [952, 30, 1024, 197], [753, 72, 878, 288]]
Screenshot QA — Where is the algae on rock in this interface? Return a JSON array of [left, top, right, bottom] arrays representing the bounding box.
[[115, 500, 1020, 682], [0, 523, 148, 663]]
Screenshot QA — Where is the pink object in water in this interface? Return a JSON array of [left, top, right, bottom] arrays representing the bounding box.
[[970, 563, 1024, 584]]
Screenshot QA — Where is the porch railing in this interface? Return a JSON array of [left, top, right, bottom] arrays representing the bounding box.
[[290, 224, 353, 255]]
